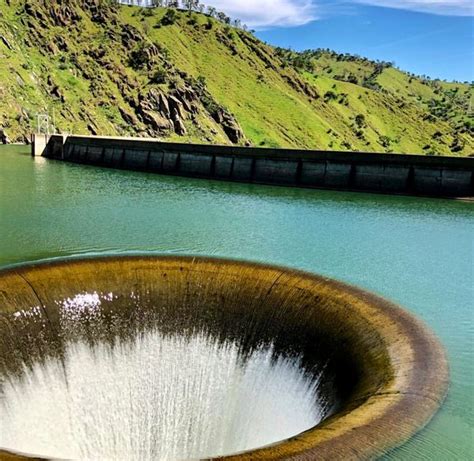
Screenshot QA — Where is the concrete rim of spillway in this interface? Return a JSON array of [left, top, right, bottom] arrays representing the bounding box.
[[0, 256, 449, 461]]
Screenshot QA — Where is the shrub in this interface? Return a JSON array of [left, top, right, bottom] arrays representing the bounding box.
[[151, 68, 168, 84], [187, 14, 197, 26], [129, 43, 149, 69], [324, 91, 337, 102], [161, 9, 178, 26], [379, 135, 392, 148], [355, 114, 366, 128], [142, 8, 154, 17]]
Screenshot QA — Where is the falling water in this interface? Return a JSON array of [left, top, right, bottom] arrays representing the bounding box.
[[1, 319, 329, 460]]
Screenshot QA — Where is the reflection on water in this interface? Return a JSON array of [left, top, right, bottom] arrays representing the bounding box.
[[0, 146, 473, 459]]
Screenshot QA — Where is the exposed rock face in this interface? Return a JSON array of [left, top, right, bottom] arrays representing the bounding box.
[[86, 123, 99, 135], [211, 108, 244, 144], [24, 0, 115, 27], [47, 75, 65, 102], [168, 95, 185, 120], [137, 89, 173, 134], [121, 24, 143, 49], [135, 87, 197, 137], [283, 74, 319, 100], [0, 129, 10, 144], [48, 2, 82, 27], [10, 0, 246, 145], [0, 35, 13, 50], [144, 110, 173, 132], [84, 0, 117, 24], [119, 107, 139, 127], [131, 84, 243, 142], [172, 115, 187, 136]]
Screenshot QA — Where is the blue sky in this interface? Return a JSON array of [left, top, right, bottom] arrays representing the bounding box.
[[209, 1, 473, 82]]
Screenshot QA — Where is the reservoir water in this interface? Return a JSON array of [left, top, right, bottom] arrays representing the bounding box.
[[0, 146, 472, 459]]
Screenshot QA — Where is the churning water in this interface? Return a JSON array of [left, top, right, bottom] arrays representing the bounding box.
[[0, 297, 328, 460]]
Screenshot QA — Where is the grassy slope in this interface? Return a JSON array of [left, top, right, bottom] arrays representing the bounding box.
[[0, 1, 472, 155]]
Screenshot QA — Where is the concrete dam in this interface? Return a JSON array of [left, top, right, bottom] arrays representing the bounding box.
[[36, 135, 474, 198], [0, 256, 448, 460]]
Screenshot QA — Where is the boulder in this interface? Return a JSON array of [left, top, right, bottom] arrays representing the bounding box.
[[158, 93, 170, 118], [0, 35, 13, 51], [171, 107, 187, 135], [1, 129, 10, 144], [222, 118, 243, 144], [211, 108, 244, 144], [47, 75, 65, 102], [173, 118, 187, 136], [49, 3, 81, 27], [168, 95, 185, 120], [87, 124, 98, 136], [172, 87, 198, 113], [119, 107, 139, 126], [211, 107, 225, 124], [120, 25, 143, 49], [142, 110, 172, 131]]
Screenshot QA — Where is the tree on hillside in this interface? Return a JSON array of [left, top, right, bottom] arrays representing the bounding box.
[[217, 11, 230, 24], [183, 0, 198, 12], [117, 0, 248, 32], [207, 6, 216, 17]]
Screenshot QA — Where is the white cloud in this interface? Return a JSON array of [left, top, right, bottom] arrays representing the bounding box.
[[205, 1, 472, 29], [136, 1, 471, 29], [207, 0, 318, 28], [352, 0, 473, 16]]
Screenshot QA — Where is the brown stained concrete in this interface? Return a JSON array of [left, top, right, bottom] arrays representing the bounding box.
[[0, 256, 449, 461]]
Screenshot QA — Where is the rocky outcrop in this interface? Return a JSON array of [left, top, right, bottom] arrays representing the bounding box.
[[283, 74, 319, 100], [47, 76, 65, 103], [136, 89, 174, 135], [48, 3, 82, 27], [24, 0, 116, 27], [172, 87, 199, 115], [0, 35, 13, 50], [0, 128, 10, 144], [119, 107, 139, 127], [211, 107, 244, 143], [12, 0, 247, 145], [135, 86, 199, 136], [83, 0, 117, 25], [120, 24, 143, 49], [132, 84, 244, 142]]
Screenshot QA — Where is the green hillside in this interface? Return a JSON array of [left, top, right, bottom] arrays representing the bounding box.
[[0, 0, 472, 156]]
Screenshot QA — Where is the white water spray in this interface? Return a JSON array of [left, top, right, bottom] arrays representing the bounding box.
[[1, 330, 328, 460]]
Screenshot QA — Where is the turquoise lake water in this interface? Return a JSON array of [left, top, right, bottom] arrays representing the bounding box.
[[0, 146, 472, 459]]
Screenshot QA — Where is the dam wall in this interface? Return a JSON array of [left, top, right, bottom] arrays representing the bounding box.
[[40, 135, 474, 198]]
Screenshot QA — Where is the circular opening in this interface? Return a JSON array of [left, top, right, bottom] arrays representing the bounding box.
[[0, 257, 448, 460]]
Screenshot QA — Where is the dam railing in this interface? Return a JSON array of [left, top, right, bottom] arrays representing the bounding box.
[[35, 134, 474, 199]]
